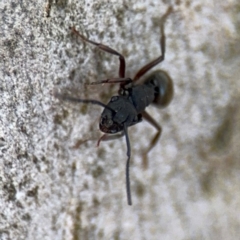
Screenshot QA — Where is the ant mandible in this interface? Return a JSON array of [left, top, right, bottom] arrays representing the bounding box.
[[55, 7, 173, 205]]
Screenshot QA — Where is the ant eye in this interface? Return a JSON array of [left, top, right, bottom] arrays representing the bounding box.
[[102, 119, 113, 128], [111, 96, 118, 102], [107, 119, 113, 125]]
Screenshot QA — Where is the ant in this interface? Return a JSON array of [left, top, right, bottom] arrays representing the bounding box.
[[54, 7, 173, 205]]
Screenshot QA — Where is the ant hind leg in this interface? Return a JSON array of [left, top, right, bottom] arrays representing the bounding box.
[[132, 6, 172, 83], [141, 111, 162, 169]]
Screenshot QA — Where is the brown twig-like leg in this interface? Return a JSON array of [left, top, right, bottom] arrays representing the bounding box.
[[132, 6, 172, 83], [71, 27, 126, 78], [97, 132, 125, 147], [141, 111, 162, 169]]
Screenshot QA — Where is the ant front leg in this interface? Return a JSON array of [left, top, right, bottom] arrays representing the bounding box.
[[71, 27, 126, 78], [97, 132, 125, 147], [141, 111, 162, 169]]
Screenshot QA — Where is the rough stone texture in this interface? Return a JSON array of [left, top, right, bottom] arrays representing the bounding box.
[[0, 0, 240, 239]]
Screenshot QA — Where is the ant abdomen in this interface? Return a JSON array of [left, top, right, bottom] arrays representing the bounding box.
[[145, 70, 173, 108]]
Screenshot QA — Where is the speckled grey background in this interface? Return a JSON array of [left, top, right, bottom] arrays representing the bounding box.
[[1, 0, 240, 239]]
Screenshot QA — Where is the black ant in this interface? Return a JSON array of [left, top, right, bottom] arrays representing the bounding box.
[[54, 8, 173, 205]]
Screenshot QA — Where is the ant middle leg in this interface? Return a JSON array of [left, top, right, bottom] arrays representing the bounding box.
[[141, 111, 162, 169], [71, 27, 126, 78]]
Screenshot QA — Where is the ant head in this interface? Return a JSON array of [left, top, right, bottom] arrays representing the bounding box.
[[99, 95, 141, 134], [99, 113, 123, 133], [99, 96, 124, 134]]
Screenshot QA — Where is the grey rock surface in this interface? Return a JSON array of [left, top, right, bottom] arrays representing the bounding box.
[[1, 0, 240, 239]]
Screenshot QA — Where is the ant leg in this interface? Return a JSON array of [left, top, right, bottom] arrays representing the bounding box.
[[132, 6, 172, 83], [71, 27, 126, 78], [132, 25, 165, 82], [97, 132, 125, 146], [87, 77, 132, 85], [141, 111, 162, 169]]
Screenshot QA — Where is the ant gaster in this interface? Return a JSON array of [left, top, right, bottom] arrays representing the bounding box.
[[55, 8, 173, 205]]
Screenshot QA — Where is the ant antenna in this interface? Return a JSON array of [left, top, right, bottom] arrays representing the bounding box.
[[54, 92, 116, 113], [124, 123, 132, 205]]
